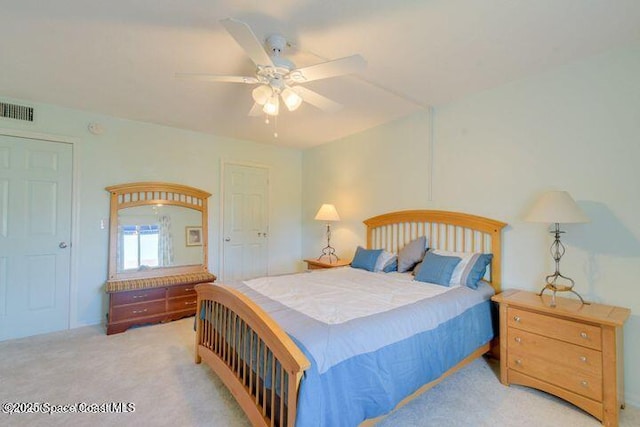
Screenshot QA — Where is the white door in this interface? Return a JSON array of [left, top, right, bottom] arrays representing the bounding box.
[[223, 164, 268, 281], [0, 135, 73, 341]]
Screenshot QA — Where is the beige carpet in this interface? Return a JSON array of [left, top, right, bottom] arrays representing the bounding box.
[[0, 318, 638, 427]]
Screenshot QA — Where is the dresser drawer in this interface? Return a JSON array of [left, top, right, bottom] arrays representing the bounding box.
[[168, 295, 198, 312], [508, 328, 602, 377], [507, 307, 601, 350], [167, 283, 197, 298], [111, 288, 166, 306], [508, 350, 602, 401], [110, 300, 166, 322]]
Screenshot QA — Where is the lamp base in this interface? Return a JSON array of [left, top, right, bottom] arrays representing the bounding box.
[[538, 280, 588, 308], [538, 223, 588, 308], [317, 245, 339, 264]]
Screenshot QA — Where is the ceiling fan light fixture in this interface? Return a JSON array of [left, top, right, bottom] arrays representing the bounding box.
[[263, 94, 279, 116], [252, 85, 272, 106], [179, 18, 366, 127], [281, 87, 303, 112]]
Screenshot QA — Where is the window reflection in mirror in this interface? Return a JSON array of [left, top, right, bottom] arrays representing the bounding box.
[[122, 224, 160, 270], [117, 204, 203, 273]]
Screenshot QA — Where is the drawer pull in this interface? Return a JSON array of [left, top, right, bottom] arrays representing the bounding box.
[[132, 294, 148, 299], [184, 288, 193, 292], [515, 359, 522, 366], [514, 337, 522, 343], [580, 332, 589, 339], [581, 380, 589, 387], [132, 309, 148, 314], [580, 356, 587, 363], [184, 301, 197, 306], [513, 316, 521, 323]]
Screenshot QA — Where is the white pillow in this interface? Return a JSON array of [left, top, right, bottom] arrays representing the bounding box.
[[374, 250, 396, 272]]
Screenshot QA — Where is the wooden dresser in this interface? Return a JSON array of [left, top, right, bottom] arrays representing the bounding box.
[[104, 182, 214, 335], [106, 273, 215, 335], [492, 290, 630, 427]]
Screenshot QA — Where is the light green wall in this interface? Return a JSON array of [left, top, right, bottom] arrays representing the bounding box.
[[0, 99, 302, 328], [433, 43, 640, 405], [301, 111, 432, 261], [301, 44, 640, 405]]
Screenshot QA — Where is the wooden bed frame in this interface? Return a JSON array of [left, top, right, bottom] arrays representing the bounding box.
[[195, 210, 507, 427]]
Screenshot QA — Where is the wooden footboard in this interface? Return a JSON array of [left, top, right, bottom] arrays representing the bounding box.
[[195, 283, 310, 427]]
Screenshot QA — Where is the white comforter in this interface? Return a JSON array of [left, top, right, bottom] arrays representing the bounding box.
[[243, 267, 453, 324]]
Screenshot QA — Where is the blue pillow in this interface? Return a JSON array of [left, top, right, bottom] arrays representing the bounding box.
[[351, 247, 383, 272], [382, 258, 398, 273], [462, 253, 493, 289], [414, 252, 461, 286], [431, 250, 494, 289], [374, 251, 396, 272]]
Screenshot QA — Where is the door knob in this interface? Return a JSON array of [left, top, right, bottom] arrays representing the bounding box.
[[225, 238, 231, 242], [59, 242, 68, 249]]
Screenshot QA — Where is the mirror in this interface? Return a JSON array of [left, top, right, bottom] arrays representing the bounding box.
[[117, 205, 203, 272], [106, 182, 211, 281]]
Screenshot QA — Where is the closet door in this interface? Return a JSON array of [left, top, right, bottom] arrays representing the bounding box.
[[222, 163, 269, 281], [0, 135, 72, 341]]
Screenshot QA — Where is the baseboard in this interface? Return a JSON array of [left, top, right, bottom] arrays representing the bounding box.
[[624, 391, 640, 408], [70, 318, 103, 329]]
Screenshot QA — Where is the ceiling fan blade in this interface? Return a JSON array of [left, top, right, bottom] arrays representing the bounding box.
[[220, 18, 274, 67], [292, 86, 343, 113], [175, 73, 259, 84], [289, 55, 366, 83], [248, 103, 263, 117]]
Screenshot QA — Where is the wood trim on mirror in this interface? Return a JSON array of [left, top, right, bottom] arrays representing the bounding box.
[[106, 182, 212, 281]]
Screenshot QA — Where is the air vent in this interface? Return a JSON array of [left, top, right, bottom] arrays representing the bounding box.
[[0, 102, 34, 122]]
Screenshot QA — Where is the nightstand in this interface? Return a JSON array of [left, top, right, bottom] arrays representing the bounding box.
[[304, 258, 351, 270], [491, 290, 630, 427]]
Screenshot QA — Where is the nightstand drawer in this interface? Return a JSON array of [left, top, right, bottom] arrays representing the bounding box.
[[507, 307, 602, 350], [507, 328, 602, 377], [508, 351, 602, 401]]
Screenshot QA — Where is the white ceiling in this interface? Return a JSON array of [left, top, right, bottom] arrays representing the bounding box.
[[1, 1, 639, 148]]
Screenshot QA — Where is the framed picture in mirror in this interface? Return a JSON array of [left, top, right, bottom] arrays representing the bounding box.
[[186, 226, 203, 246]]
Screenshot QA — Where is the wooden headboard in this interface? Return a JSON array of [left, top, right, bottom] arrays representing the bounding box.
[[364, 210, 507, 292]]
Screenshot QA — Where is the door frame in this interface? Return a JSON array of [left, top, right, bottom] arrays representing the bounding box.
[[0, 127, 80, 329], [219, 159, 271, 281]]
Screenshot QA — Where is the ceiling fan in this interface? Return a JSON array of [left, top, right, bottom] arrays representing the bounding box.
[[176, 18, 367, 118]]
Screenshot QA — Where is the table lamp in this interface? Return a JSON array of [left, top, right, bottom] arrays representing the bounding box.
[[315, 204, 340, 263], [524, 190, 589, 307]]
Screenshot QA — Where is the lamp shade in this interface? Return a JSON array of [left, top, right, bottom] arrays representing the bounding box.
[[281, 87, 303, 111], [314, 204, 340, 222], [252, 85, 272, 106], [524, 191, 589, 224], [263, 94, 279, 116]]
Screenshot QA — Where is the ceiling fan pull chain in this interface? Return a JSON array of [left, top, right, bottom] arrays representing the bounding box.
[[274, 115, 278, 138]]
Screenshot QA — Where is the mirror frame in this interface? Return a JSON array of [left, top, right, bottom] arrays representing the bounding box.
[[106, 182, 212, 281]]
